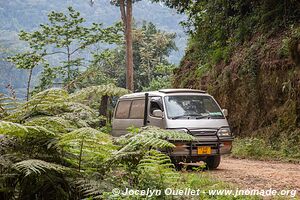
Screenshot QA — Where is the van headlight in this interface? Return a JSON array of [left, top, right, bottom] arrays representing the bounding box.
[[217, 127, 231, 136]]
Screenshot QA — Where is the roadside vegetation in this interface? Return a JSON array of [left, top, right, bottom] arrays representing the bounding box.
[[0, 5, 244, 200], [232, 137, 300, 163], [0, 86, 258, 199], [1, 1, 299, 199], [167, 0, 300, 161]]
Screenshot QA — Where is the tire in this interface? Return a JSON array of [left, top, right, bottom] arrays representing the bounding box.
[[174, 163, 183, 171], [205, 155, 221, 170]]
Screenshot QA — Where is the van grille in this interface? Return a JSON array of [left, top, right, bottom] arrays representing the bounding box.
[[189, 130, 217, 136]]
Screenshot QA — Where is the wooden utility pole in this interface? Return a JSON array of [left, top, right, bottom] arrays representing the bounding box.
[[120, 0, 134, 91]]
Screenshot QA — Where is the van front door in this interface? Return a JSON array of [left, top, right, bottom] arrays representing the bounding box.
[[147, 97, 165, 128]]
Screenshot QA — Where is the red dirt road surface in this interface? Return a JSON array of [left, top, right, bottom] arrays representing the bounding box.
[[209, 157, 300, 195]]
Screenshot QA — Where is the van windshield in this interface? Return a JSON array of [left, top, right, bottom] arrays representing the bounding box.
[[164, 95, 224, 119]]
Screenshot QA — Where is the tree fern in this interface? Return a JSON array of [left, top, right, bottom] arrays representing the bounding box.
[[4, 88, 70, 122], [69, 84, 129, 110], [9, 159, 72, 200], [13, 159, 66, 177], [29, 88, 69, 103], [24, 116, 76, 134], [58, 128, 116, 171], [20, 88, 69, 113], [56, 102, 99, 128], [6, 98, 98, 126], [69, 84, 129, 103], [137, 150, 180, 190], [117, 126, 195, 153], [0, 120, 54, 137], [75, 178, 114, 200], [0, 93, 18, 118]]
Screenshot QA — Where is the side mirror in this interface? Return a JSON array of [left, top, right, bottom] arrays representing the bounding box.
[[222, 109, 228, 117], [153, 109, 164, 118]]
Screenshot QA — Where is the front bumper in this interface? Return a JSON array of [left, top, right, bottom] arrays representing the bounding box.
[[168, 135, 234, 158]]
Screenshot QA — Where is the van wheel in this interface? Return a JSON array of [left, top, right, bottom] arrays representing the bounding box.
[[205, 155, 221, 170], [174, 163, 183, 171]]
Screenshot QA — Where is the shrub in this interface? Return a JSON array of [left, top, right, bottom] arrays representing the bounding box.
[[232, 138, 277, 160]]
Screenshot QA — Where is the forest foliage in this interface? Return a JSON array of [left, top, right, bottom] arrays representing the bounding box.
[[159, 0, 300, 160], [0, 8, 184, 199], [1, 0, 300, 198], [0, 0, 186, 97], [5, 6, 177, 100], [0, 85, 213, 199]]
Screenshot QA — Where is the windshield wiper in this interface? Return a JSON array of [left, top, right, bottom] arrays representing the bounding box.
[[171, 114, 203, 120], [196, 114, 211, 119], [171, 115, 190, 119]]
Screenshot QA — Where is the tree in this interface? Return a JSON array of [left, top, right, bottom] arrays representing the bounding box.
[[15, 7, 122, 91], [134, 22, 177, 88], [7, 52, 44, 100], [95, 22, 177, 91], [142, 63, 176, 91], [120, 0, 134, 91], [110, 0, 142, 91]]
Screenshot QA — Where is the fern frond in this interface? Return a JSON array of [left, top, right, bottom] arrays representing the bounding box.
[[137, 150, 179, 186], [4, 89, 69, 122], [58, 128, 116, 170], [117, 126, 194, 152], [0, 120, 54, 137], [140, 126, 195, 141], [0, 93, 19, 117], [75, 178, 111, 199], [22, 88, 69, 111], [69, 84, 129, 105], [119, 134, 175, 153], [13, 159, 66, 176], [29, 88, 69, 103], [6, 101, 97, 125], [138, 150, 175, 170], [24, 116, 76, 133]]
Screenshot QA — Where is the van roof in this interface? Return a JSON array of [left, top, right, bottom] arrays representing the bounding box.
[[119, 88, 207, 99], [158, 89, 206, 94]]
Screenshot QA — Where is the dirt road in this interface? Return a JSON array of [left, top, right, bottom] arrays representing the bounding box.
[[209, 157, 300, 193]]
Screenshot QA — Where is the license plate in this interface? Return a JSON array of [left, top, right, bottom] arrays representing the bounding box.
[[197, 146, 211, 155]]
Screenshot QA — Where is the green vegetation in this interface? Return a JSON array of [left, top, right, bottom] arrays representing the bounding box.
[[159, 0, 300, 161], [0, 8, 186, 199], [232, 137, 300, 162], [92, 21, 177, 91], [1, 0, 300, 199], [0, 0, 186, 97], [7, 7, 122, 97], [6, 8, 177, 97], [232, 128, 300, 162], [1, 86, 254, 199]]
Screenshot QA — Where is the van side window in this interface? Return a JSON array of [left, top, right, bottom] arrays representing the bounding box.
[[115, 101, 131, 119], [129, 99, 145, 119], [150, 97, 163, 116]]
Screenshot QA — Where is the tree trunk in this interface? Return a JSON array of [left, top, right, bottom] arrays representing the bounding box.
[[120, 0, 134, 91], [148, 60, 151, 83], [67, 46, 71, 83], [99, 95, 109, 126], [26, 68, 33, 101]]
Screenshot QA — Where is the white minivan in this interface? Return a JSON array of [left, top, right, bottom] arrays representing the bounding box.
[[112, 89, 234, 169]]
